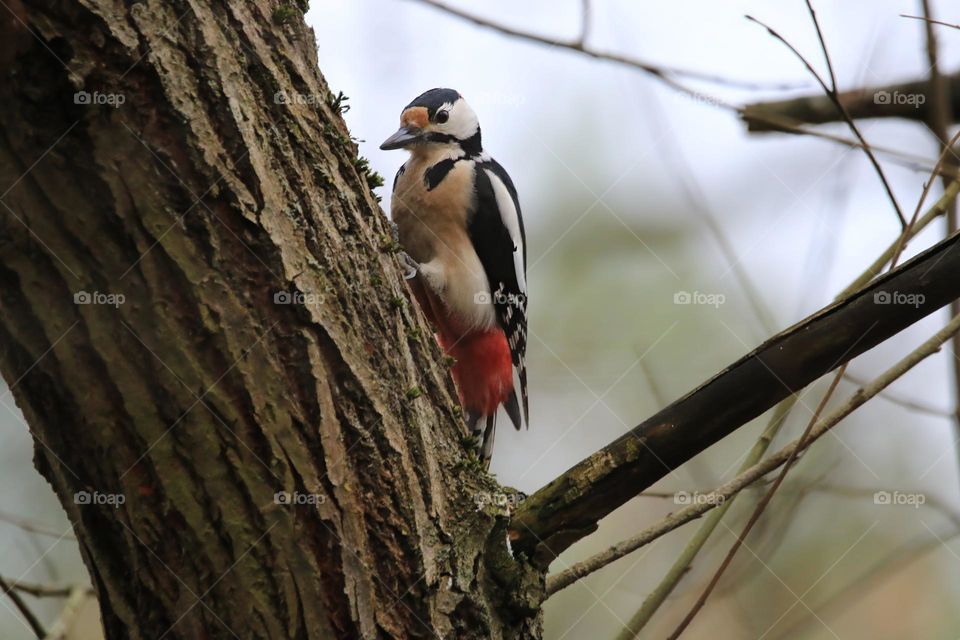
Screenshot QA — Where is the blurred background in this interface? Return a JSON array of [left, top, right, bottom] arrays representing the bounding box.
[[5, 1, 960, 638]]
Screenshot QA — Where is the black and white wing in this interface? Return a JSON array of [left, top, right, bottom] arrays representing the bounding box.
[[470, 158, 529, 429]]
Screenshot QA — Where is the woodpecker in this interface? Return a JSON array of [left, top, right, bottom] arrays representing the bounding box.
[[381, 88, 528, 465]]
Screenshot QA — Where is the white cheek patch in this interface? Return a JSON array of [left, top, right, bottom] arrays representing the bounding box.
[[441, 100, 479, 141], [485, 169, 526, 294]]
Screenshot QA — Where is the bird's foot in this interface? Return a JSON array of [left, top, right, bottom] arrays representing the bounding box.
[[399, 251, 419, 280]]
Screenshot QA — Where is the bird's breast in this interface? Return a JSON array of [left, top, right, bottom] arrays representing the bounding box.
[[392, 155, 477, 262], [390, 154, 495, 330]]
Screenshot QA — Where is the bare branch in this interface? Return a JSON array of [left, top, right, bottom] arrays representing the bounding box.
[[5, 578, 83, 598], [746, 10, 906, 227], [616, 136, 960, 632], [843, 371, 952, 417], [902, 13, 960, 30], [576, 0, 590, 47], [0, 509, 76, 540], [409, 0, 800, 95], [742, 71, 960, 131], [0, 575, 45, 638], [546, 312, 960, 595], [612, 396, 797, 638], [919, 0, 960, 492], [511, 226, 960, 566], [666, 366, 846, 637]]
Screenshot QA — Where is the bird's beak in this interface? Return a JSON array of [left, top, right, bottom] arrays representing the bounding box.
[[380, 125, 422, 150]]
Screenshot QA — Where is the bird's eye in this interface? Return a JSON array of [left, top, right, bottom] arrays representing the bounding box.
[[435, 110, 449, 124]]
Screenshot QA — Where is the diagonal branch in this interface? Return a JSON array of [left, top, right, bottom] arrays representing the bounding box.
[[919, 0, 960, 495], [546, 311, 960, 594], [510, 227, 960, 566], [613, 137, 960, 633], [666, 365, 847, 637], [408, 0, 801, 96], [0, 575, 45, 638], [741, 71, 960, 131], [747, 9, 906, 227]]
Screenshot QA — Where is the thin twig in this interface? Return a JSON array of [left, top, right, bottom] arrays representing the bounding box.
[[422, 0, 960, 182], [546, 313, 960, 596], [839, 180, 959, 297], [665, 366, 847, 638], [0, 575, 46, 638], [767, 526, 958, 639], [664, 97, 960, 632], [889, 129, 960, 268], [611, 89, 792, 637], [544, 179, 959, 598], [613, 396, 798, 638], [746, 10, 906, 227], [414, 0, 960, 180], [800, 482, 960, 527], [919, 0, 960, 500], [604, 155, 959, 634], [742, 105, 960, 178], [5, 578, 81, 598], [0, 509, 76, 540], [576, 0, 590, 47], [410, 0, 803, 95], [842, 371, 951, 417], [901, 13, 960, 30]]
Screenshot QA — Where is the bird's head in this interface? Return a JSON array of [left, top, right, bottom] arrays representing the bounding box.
[[380, 88, 481, 155]]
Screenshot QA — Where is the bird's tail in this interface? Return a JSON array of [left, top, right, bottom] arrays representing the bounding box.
[[440, 328, 517, 465]]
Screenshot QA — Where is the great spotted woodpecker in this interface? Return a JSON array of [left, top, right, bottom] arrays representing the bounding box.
[[381, 88, 528, 465]]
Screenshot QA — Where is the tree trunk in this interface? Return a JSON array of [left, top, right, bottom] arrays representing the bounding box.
[[0, 1, 542, 638]]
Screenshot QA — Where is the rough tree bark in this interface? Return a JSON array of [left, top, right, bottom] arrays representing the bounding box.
[[0, 1, 540, 638], [5, 2, 960, 639]]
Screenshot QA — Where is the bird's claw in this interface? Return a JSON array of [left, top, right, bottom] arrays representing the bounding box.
[[400, 251, 419, 280]]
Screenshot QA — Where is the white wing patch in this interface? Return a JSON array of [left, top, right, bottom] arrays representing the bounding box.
[[484, 169, 526, 293]]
